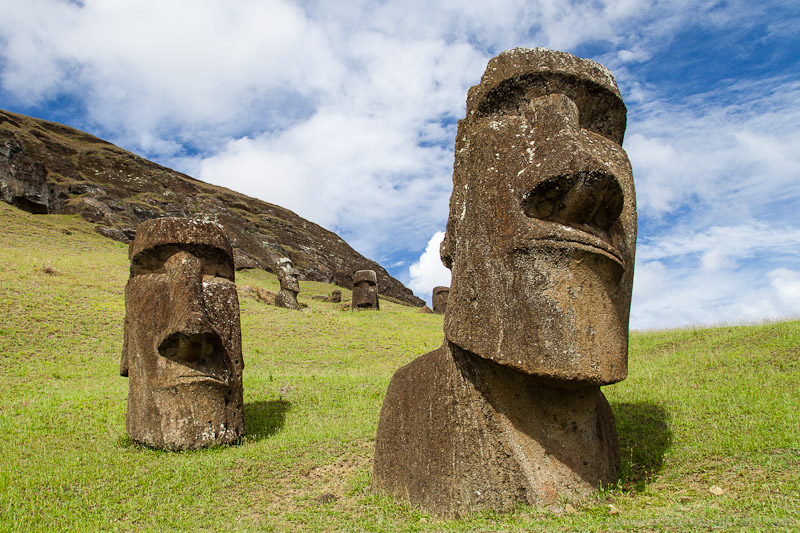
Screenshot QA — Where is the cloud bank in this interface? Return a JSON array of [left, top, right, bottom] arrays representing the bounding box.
[[1, 0, 799, 329]]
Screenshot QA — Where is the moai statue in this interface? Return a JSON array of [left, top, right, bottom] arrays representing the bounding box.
[[120, 217, 245, 450], [373, 48, 636, 515], [351, 269, 379, 310], [274, 257, 301, 310], [328, 289, 342, 303], [431, 286, 449, 315]]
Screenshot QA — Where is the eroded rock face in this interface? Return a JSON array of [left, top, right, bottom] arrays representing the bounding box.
[[373, 48, 636, 515], [274, 256, 301, 310], [351, 269, 379, 310], [431, 286, 449, 315], [0, 138, 62, 214], [121, 217, 245, 450]]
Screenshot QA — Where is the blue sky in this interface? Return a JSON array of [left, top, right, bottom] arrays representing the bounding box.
[[1, 0, 799, 329]]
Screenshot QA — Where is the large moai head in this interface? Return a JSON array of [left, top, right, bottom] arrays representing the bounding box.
[[121, 217, 245, 450], [351, 269, 379, 310], [432, 286, 450, 315], [441, 48, 636, 386]]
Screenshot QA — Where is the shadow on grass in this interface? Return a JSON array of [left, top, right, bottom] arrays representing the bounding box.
[[245, 399, 291, 442], [613, 402, 671, 490]]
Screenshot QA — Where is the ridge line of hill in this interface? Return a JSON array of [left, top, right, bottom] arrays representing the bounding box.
[[0, 108, 424, 306]]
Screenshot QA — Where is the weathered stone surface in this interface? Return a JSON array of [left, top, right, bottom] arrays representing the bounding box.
[[431, 286, 449, 315], [0, 109, 425, 306], [441, 47, 635, 386], [274, 256, 301, 310], [239, 285, 278, 304], [351, 269, 379, 310], [0, 138, 65, 214], [94, 225, 130, 243], [121, 217, 245, 450], [328, 289, 342, 303], [374, 342, 619, 514], [373, 48, 636, 515]]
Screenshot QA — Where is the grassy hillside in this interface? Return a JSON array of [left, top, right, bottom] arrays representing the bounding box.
[[0, 201, 798, 531]]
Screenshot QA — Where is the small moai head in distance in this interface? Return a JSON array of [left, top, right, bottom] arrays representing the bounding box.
[[431, 286, 449, 315], [329, 289, 342, 303], [121, 217, 245, 450], [276, 257, 301, 292], [274, 256, 301, 310], [440, 48, 637, 386], [351, 269, 379, 310]]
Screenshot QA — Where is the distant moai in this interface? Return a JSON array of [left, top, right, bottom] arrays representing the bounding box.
[[431, 286, 449, 315], [373, 48, 637, 515], [121, 217, 245, 450], [274, 256, 301, 310], [351, 269, 379, 310]]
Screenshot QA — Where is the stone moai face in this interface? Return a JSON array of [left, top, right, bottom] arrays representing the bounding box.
[[431, 286, 449, 315], [276, 257, 301, 293], [351, 269, 379, 310], [275, 256, 301, 310], [441, 48, 636, 386], [121, 217, 244, 450]]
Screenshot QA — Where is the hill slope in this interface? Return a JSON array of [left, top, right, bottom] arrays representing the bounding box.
[[0, 203, 797, 531], [0, 108, 423, 306]]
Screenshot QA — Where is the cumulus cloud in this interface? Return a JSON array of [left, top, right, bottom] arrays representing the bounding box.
[[408, 231, 451, 305], [626, 81, 800, 225], [632, 224, 800, 329]]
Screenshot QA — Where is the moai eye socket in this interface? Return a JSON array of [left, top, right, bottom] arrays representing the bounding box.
[[477, 73, 627, 145], [130, 244, 234, 280]]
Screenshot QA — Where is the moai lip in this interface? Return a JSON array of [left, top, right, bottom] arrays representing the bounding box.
[[121, 217, 245, 451]]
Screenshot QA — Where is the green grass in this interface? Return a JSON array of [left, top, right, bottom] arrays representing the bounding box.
[[0, 200, 798, 531]]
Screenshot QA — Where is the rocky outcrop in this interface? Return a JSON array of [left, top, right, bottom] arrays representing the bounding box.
[[0, 109, 424, 306]]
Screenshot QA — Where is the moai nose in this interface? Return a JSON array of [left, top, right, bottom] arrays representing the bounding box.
[[522, 94, 624, 234], [158, 251, 220, 365]]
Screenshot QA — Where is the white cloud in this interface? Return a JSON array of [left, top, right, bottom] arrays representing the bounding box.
[[194, 107, 455, 259], [631, 223, 800, 329], [627, 80, 800, 225], [408, 231, 451, 305]]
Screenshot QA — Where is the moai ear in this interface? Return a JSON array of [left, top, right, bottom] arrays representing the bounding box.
[[440, 217, 456, 270], [120, 313, 131, 377]]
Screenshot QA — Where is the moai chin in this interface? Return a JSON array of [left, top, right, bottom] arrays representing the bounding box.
[[373, 48, 636, 515], [121, 217, 245, 450], [274, 256, 301, 310], [351, 269, 379, 310], [431, 286, 449, 315]]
